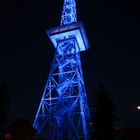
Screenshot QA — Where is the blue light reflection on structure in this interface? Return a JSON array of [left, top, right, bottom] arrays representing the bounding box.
[[33, 0, 92, 139], [61, 0, 77, 25]]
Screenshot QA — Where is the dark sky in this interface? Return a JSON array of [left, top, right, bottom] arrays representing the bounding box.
[[0, 0, 140, 128]]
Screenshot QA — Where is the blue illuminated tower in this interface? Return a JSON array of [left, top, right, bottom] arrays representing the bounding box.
[[33, 0, 92, 139]]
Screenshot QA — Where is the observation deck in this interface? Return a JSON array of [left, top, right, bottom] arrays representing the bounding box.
[[47, 22, 90, 52]]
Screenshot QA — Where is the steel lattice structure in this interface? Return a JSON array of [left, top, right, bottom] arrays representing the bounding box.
[[33, 0, 92, 139]]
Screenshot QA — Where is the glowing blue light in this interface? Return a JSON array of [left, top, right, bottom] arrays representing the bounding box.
[[61, 0, 77, 25], [33, 0, 92, 139], [47, 22, 90, 53]]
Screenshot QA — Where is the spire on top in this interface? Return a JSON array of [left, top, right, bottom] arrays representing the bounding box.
[[60, 0, 77, 25]]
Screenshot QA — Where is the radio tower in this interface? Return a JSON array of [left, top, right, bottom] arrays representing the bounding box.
[[33, 0, 92, 139]]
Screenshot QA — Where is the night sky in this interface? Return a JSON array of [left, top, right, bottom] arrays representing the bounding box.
[[0, 0, 140, 128]]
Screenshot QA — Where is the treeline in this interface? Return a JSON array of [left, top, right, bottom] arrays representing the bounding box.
[[0, 84, 118, 140]]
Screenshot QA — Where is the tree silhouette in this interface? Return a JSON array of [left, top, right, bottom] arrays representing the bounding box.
[[91, 85, 118, 140], [0, 84, 11, 139]]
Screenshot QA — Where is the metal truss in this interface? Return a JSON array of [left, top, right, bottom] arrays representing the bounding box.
[[60, 0, 77, 25], [33, 0, 92, 139], [33, 40, 91, 139]]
